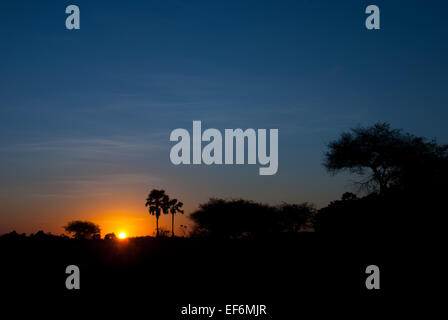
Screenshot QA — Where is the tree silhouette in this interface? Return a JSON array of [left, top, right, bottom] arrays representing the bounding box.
[[145, 189, 170, 237], [168, 198, 184, 237], [190, 199, 313, 239], [321, 123, 448, 234], [277, 203, 315, 232], [64, 220, 101, 239], [324, 122, 448, 194]]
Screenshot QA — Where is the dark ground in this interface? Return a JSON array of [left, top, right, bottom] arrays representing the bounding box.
[[0, 234, 440, 317]]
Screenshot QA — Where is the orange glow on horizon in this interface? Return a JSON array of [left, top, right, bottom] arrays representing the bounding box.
[[0, 190, 192, 237]]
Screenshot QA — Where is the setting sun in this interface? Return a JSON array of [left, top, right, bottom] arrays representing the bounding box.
[[118, 232, 126, 239]]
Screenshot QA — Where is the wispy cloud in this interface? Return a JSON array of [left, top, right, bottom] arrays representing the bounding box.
[[0, 136, 166, 199], [0, 136, 164, 154], [29, 173, 161, 198]]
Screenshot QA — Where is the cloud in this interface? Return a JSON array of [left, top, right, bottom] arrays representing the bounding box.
[[29, 173, 161, 199], [0, 136, 166, 199], [0, 136, 163, 155]]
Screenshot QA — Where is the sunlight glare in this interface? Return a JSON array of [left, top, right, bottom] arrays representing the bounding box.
[[118, 232, 126, 239]]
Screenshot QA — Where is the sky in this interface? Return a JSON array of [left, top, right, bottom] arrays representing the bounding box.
[[0, 0, 447, 236]]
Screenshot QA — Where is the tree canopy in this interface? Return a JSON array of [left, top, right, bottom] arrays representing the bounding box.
[[190, 199, 314, 239], [64, 220, 101, 240], [324, 122, 448, 194], [320, 123, 448, 235], [145, 189, 184, 237]]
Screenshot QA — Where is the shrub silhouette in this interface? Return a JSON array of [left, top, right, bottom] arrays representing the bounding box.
[[190, 199, 314, 239], [153, 226, 171, 238], [64, 220, 101, 239], [277, 203, 316, 232], [105, 232, 117, 240]]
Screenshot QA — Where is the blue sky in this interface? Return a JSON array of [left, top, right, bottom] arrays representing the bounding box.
[[0, 0, 447, 235]]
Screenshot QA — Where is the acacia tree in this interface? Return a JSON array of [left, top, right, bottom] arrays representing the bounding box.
[[145, 189, 170, 237], [324, 123, 448, 194], [168, 198, 184, 237], [64, 220, 101, 239]]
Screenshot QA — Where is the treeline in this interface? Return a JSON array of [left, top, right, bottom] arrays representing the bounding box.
[[190, 123, 448, 238], [189, 199, 315, 239], [2, 123, 446, 240], [0, 230, 68, 240]]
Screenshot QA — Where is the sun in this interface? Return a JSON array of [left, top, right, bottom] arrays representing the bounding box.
[[118, 232, 126, 239]]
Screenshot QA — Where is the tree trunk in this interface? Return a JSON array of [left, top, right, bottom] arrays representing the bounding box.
[[156, 215, 159, 238], [172, 213, 175, 238]]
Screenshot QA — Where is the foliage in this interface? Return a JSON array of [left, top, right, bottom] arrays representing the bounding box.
[[168, 198, 184, 237], [189, 199, 314, 239], [324, 122, 448, 194], [145, 189, 170, 237], [145, 189, 184, 237], [64, 220, 101, 240]]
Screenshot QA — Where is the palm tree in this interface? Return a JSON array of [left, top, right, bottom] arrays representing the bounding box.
[[168, 198, 184, 237], [145, 189, 170, 237]]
